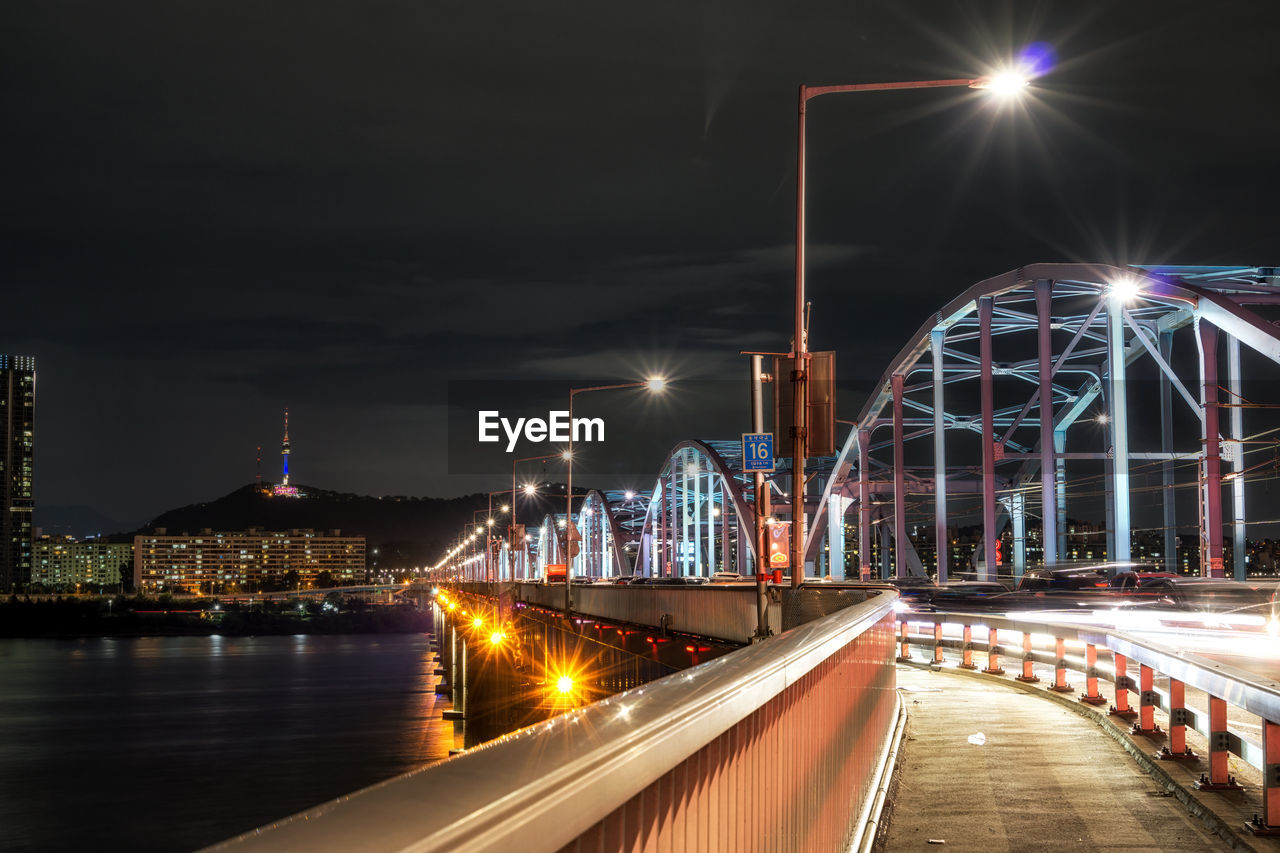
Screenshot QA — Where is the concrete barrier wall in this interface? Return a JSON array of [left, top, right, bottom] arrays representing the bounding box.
[[208, 590, 899, 852]]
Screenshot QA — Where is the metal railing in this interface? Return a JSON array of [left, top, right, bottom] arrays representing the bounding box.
[[208, 590, 900, 852], [895, 611, 1280, 836]]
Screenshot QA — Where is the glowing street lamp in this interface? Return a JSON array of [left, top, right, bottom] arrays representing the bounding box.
[[1108, 277, 1143, 302], [563, 378, 668, 611], [511, 452, 569, 581], [788, 65, 1035, 588]]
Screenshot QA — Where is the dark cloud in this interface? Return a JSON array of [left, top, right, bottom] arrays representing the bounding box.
[[3, 0, 1279, 520]]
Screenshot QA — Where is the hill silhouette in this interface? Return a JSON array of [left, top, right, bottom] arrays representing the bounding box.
[[138, 482, 577, 569]]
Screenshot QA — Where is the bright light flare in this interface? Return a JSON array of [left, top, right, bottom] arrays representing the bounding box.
[[489, 631, 505, 646], [646, 376, 668, 393], [523, 484, 537, 495], [555, 675, 574, 695], [1016, 41, 1057, 78], [970, 72, 1028, 96], [472, 616, 484, 628], [1109, 277, 1143, 302]]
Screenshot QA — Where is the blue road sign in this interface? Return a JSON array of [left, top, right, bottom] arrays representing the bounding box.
[[742, 433, 775, 472]]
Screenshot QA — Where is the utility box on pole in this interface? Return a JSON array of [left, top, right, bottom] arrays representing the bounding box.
[[773, 351, 836, 457]]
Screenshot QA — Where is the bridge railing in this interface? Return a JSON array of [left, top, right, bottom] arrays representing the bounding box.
[[896, 611, 1280, 835], [209, 590, 900, 852]]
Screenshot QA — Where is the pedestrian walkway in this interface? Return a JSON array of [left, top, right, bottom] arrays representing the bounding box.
[[875, 664, 1247, 852]]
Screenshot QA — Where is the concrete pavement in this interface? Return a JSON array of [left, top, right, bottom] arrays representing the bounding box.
[[874, 663, 1268, 852]]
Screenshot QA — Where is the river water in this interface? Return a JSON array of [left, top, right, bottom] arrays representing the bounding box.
[[0, 634, 458, 852]]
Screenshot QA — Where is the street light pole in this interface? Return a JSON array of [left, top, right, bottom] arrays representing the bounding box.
[[511, 452, 566, 582], [564, 379, 667, 614], [790, 73, 1026, 589]]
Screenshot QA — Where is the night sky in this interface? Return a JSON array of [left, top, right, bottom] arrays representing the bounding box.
[[4, 1, 1279, 525]]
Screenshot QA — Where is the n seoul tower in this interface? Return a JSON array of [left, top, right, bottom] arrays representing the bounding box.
[[281, 408, 291, 486]]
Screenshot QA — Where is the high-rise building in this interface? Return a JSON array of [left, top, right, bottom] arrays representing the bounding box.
[[134, 527, 365, 594], [34, 536, 132, 591], [1, 355, 35, 591]]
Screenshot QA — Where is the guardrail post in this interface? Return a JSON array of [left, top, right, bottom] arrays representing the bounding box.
[[1197, 694, 1243, 791], [1015, 631, 1039, 683], [1131, 663, 1164, 739], [1109, 653, 1137, 719], [1157, 678, 1196, 761], [959, 623, 977, 670], [1049, 636, 1072, 693], [982, 627, 1004, 675], [933, 622, 944, 664], [1079, 643, 1106, 706], [897, 619, 911, 662], [1246, 718, 1280, 836]]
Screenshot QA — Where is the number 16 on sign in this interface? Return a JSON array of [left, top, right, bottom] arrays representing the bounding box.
[[742, 433, 775, 472]]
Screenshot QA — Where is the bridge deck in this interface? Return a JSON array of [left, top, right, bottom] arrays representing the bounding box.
[[879, 664, 1257, 852]]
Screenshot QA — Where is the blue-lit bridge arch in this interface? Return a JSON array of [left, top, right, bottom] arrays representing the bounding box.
[[806, 263, 1280, 583], [530, 513, 563, 579], [631, 439, 760, 577], [566, 490, 630, 578]]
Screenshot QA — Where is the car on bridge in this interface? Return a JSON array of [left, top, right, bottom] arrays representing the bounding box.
[[918, 581, 1011, 611], [1107, 570, 1178, 590], [881, 576, 938, 606], [1134, 576, 1274, 613]]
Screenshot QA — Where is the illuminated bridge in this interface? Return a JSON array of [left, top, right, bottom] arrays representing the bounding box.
[[487, 264, 1280, 587], [213, 265, 1280, 851]]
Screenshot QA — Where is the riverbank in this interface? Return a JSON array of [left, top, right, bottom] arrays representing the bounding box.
[[0, 596, 430, 637]]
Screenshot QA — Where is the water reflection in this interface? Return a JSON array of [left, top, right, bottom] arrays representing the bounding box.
[[0, 634, 454, 852]]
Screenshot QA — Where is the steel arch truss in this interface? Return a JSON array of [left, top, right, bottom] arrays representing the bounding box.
[[566, 490, 632, 578], [810, 263, 1280, 582], [531, 513, 564, 579], [632, 440, 758, 577]]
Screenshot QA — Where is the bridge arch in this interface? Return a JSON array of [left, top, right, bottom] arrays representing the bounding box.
[[807, 263, 1280, 583], [568, 490, 631, 578], [530, 513, 564, 579], [633, 440, 758, 577]]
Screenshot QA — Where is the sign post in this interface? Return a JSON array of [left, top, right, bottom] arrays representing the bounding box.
[[742, 433, 775, 473]]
